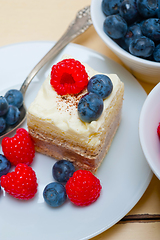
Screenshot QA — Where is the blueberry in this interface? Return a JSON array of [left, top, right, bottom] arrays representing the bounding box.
[[52, 160, 75, 184], [115, 38, 130, 51], [153, 44, 160, 61], [78, 92, 104, 123], [0, 96, 9, 117], [0, 154, 11, 177], [0, 117, 6, 133], [129, 36, 155, 57], [103, 15, 128, 39], [5, 105, 20, 125], [4, 89, 23, 109], [122, 23, 143, 50], [87, 74, 113, 99], [102, 0, 123, 16], [141, 18, 160, 42], [43, 182, 67, 207], [137, 0, 158, 18], [157, 1, 160, 18], [119, 0, 140, 24]]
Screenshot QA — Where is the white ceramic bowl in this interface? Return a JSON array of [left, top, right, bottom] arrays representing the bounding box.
[[90, 0, 160, 84], [139, 83, 160, 180]]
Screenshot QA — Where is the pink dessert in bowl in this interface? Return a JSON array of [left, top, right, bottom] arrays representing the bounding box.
[[139, 83, 160, 180]]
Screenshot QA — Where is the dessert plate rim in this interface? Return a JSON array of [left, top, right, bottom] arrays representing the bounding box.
[[0, 41, 152, 240]]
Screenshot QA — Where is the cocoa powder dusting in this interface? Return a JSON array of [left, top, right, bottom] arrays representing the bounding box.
[[56, 88, 87, 114]]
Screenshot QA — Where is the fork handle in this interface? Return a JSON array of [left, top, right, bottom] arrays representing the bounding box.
[[20, 6, 92, 96]]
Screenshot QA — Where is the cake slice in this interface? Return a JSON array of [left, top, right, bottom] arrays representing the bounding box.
[[27, 56, 124, 173]]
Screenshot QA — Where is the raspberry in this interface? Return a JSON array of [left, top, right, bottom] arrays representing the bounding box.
[[1, 163, 38, 200], [157, 122, 160, 138], [50, 59, 89, 95], [65, 170, 102, 206], [2, 128, 35, 166]]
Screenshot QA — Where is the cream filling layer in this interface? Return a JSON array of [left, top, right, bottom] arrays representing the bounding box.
[[28, 60, 122, 146]]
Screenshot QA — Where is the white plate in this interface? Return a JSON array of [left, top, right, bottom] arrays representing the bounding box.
[[0, 41, 152, 240]]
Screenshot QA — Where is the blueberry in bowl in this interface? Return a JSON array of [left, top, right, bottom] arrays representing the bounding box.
[[91, 0, 160, 83], [137, 0, 158, 18], [153, 44, 160, 62], [103, 15, 128, 39], [119, 0, 140, 25], [141, 18, 160, 42], [129, 36, 155, 58], [102, 0, 123, 16], [121, 23, 143, 51]]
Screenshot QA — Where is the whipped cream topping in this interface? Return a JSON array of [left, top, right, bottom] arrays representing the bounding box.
[[28, 57, 122, 146]]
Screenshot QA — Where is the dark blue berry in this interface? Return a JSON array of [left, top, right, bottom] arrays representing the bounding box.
[[153, 44, 160, 61], [119, 0, 140, 24], [129, 36, 155, 57], [141, 18, 160, 42], [102, 0, 123, 16], [0, 117, 6, 133], [115, 38, 130, 51], [78, 92, 103, 123], [52, 160, 75, 184], [0, 154, 11, 177], [157, 1, 160, 18], [103, 15, 128, 39], [87, 74, 113, 99], [122, 23, 142, 50], [0, 96, 9, 117], [137, 0, 158, 18], [5, 105, 20, 125], [4, 89, 23, 109], [43, 182, 67, 207]]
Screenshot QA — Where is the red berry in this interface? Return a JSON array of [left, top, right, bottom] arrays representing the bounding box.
[[65, 170, 102, 206], [50, 59, 89, 95], [2, 128, 35, 166], [1, 163, 38, 200], [157, 122, 160, 138]]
